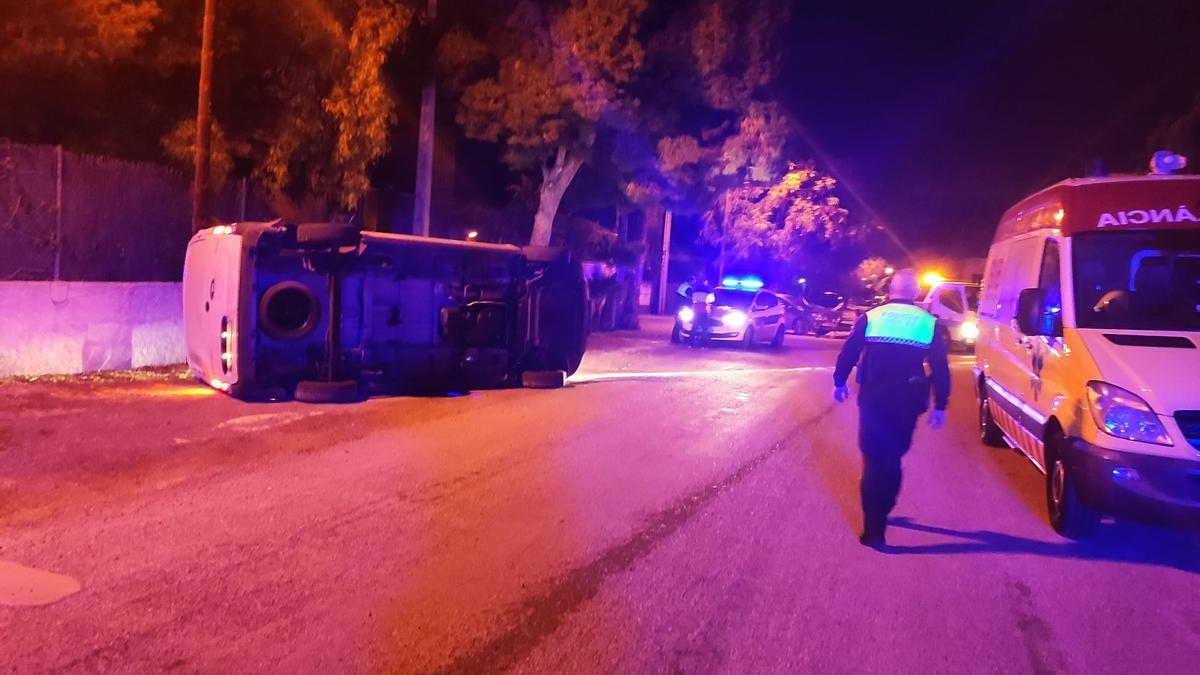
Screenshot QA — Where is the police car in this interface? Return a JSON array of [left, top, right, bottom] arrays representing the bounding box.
[[670, 277, 788, 348]]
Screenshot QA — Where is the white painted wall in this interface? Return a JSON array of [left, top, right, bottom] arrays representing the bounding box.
[[0, 282, 183, 378]]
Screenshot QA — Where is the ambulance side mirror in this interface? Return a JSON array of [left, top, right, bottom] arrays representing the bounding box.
[[1016, 288, 1051, 337]]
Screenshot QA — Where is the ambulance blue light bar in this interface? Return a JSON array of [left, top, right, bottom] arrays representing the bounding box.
[[721, 276, 764, 289]]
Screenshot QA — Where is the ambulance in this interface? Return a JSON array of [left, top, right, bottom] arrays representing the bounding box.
[[974, 154, 1200, 537]]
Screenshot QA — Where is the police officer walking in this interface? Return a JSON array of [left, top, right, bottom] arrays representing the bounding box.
[[833, 268, 950, 549]]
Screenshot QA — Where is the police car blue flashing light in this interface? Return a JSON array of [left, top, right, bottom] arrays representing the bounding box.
[[721, 276, 764, 290]]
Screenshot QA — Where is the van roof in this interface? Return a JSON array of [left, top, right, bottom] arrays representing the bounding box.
[[994, 174, 1200, 243]]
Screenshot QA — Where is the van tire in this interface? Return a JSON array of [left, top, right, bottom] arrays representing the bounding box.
[[670, 323, 682, 344], [1046, 434, 1099, 539], [294, 380, 361, 403], [978, 385, 1006, 447]]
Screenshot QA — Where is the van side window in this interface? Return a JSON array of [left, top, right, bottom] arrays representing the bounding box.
[[997, 237, 1043, 322], [938, 288, 964, 314], [1038, 239, 1063, 334], [1038, 239, 1062, 308]]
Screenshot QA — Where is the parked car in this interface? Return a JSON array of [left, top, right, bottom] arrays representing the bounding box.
[[919, 281, 981, 350], [183, 221, 589, 401], [806, 290, 855, 335], [777, 293, 814, 335]]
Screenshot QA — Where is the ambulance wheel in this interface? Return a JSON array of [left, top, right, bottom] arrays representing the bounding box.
[[771, 324, 786, 348], [670, 323, 682, 344], [294, 379, 362, 404], [978, 386, 1006, 447], [1046, 434, 1099, 539], [741, 326, 756, 350]]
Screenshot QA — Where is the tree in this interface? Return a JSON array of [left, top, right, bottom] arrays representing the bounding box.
[[854, 256, 893, 285], [439, 0, 648, 246], [1150, 94, 1200, 169], [701, 163, 850, 264], [0, 0, 414, 216], [0, 0, 162, 68]]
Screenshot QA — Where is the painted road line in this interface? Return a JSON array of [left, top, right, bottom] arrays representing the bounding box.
[[569, 366, 836, 383]]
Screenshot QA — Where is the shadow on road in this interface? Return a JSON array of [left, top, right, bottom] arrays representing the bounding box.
[[885, 517, 1200, 573]]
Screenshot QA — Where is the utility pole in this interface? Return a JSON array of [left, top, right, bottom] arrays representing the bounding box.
[[657, 210, 672, 314], [191, 0, 216, 233], [412, 0, 438, 237]]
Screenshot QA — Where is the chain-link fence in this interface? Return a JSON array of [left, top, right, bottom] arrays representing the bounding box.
[[0, 141, 270, 282]]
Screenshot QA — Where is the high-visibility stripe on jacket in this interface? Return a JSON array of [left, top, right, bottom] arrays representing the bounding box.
[[864, 303, 937, 347]]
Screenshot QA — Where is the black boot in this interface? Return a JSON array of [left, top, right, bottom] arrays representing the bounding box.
[[859, 516, 887, 549]]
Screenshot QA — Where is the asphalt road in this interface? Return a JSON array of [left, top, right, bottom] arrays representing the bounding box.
[[2, 317, 1198, 674]]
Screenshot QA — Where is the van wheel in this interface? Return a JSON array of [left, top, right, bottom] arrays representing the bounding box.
[[294, 380, 361, 403], [1046, 435, 1099, 539], [670, 323, 682, 344], [979, 386, 1006, 447], [792, 317, 810, 335]]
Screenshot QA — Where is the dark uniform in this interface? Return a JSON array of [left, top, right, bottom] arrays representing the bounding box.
[[834, 300, 950, 543]]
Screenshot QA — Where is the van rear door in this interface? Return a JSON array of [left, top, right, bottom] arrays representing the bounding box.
[[988, 234, 1051, 466]]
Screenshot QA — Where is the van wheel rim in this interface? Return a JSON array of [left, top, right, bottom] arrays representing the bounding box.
[[1051, 460, 1066, 508]]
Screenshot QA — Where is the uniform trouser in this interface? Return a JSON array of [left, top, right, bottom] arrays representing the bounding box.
[[858, 397, 920, 536]]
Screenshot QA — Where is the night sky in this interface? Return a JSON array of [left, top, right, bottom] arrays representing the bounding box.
[[778, 0, 1200, 257]]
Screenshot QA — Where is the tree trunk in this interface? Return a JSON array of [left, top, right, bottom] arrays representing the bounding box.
[[191, 0, 216, 233], [411, 0, 438, 236], [619, 206, 657, 330], [530, 144, 584, 247]]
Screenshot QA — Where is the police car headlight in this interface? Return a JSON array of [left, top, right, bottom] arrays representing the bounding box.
[[721, 311, 749, 328], [960, 320, 980, 340], [1086, 381, 1172, 446], [678, 307, 695, 323]]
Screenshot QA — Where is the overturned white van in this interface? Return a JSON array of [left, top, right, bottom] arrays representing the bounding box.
[[183, 222, 588, 401], [975, 169, 1200, 536]]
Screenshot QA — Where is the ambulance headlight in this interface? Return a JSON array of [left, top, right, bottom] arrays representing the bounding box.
[[721, 311, 749, 328], [1086, 381, 1172, 446], [960, 320, 979, 340], [678, 307, 695, 323]]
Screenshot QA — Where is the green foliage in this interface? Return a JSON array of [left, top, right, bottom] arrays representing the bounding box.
[[160, 118, 247, 190], [1, 0, 414, 213], [441, 0, 648, 244], [324, 2, 413, 208], [445, 0, 647, 167], [1150, 94, 1200, 169], [854, 256, 892, 285], [647, 0, 794, 213], [0, 0, 162, 67], [702, 164, 849, 262]]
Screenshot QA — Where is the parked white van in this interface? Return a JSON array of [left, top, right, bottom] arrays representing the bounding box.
[[975, 167, 1200, 537], [919, 281, 981, 351]]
